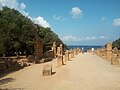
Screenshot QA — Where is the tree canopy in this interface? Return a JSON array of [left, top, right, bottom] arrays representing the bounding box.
[[113, 38, 120, 50], [0, 7, 64, 56]]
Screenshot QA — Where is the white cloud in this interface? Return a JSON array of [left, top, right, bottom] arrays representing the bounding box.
[[61, 35, 106, 42], [101, 17, 106, 21], [53, 15, 62, 20], [70, 7, 82, 19], [20, 2, 26, 10], [0, 0, 28, 16], [99, 36, 105, 39], [62, 35, 77, 41], [113, 18, 120, 26], [86, 37, 96, 40], [0, 0, 51, 28], [32, 16, 50, 28]]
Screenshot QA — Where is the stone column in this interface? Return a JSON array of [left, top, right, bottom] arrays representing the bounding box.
[[65, 50, 69, 62], [106, 42, 112, 61], [78, 48, 81, 54], [111, 47, 119, 65], [101, 47, 107, 59], [57, 55, 63, 67], [53, 42, 57, 58], [34, 35, 43, 59], [60, 44, 63, 55], [74, 48, 77, 56], [57, 47, 63, 66], [69, 49, 73, 60]]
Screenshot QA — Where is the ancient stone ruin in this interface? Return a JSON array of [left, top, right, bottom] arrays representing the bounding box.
[[42, 64, 52, 76], [106, 42, 112, 61], [69, 49, 74, 59], [52, 42, 57, 58], [95, 42, 120, 65], [57, 46, 63, 66], [111, 47, 119, 65], [34, 35, 43, 60], [65, 50, 69, 62]]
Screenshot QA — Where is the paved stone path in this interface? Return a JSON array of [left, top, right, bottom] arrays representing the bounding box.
[[0, 53, 120, 90]]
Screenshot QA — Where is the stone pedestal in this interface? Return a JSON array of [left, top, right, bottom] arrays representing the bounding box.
[[57, 47, 60, 55], [57, 55, 63, 67], [53, 42, 57, 58], [106, 42, 112, 51], [111, 56, 119, 65], [60, 44, 63, 55], [106, 42, 113, 61], [74, 48, 77, 55], [65, 50, 69, 62], [70, 49, 74, 59], [42, 64, 52, 76], [106, 51, 112, 61]]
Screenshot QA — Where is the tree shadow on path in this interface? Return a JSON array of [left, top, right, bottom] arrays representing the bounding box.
[[0, 77, 15, 85]]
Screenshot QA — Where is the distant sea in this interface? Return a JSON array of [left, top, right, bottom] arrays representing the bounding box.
[[67, 45, 103, 52]]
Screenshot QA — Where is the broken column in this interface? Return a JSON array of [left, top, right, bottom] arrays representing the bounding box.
[[65, 50, 69, 62], [34, 35, 43, 59], [106, 42, 112, 61], [111, 47, 119, 65], [53, 42, 57, 58], [69, 49, 73, 60], [42, 64, 52, 76], [78, 48, 81, 54], [57, 46, 63, 67], [74, 48, 77, 56], [60, 44, 63, 55]]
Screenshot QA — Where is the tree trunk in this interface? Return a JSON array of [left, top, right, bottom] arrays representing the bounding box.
[[3, 53, 5, 57], [16, 50, 19, 58]]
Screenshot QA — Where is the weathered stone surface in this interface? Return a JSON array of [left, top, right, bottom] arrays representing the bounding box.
[[42, 64, 52, 76], [53, 42, 57, 58], [106, 42, 112, 51], [60, 44, 63, 55], [112, 47, 118, 57], [65, 50, 69, 62], [57, 55, 63, 66], [74, 48, 77, 55], [34, 35, 43, 59], [69, 49, 74, 59], [107, 51, 112, 61], [118, 51, 120, 58], [111, 56, 119, 65], [57, 47, 61, 56], [87, 48, 92, 53]]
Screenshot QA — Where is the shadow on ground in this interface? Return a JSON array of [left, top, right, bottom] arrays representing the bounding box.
[[0, 77, 15, 85]]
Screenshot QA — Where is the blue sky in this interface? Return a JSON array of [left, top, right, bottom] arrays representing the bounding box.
[[0, 0, 120, 45]]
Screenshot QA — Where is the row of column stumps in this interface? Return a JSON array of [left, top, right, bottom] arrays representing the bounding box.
[[42, 42, 81, 76], [53, 42, 81, 67], [95, 42, 120, 65], [42, 41, 119, 76]]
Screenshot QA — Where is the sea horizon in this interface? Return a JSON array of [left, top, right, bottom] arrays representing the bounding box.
[[67, 45, 103, 52]]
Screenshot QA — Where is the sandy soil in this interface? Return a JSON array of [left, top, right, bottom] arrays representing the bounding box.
[[0, 53, 120, 90]]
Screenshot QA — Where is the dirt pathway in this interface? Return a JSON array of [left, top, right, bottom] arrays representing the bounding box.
[[0, 53, 120, 90]]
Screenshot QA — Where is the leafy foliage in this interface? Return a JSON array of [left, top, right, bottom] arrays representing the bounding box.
[[113, 38, 120, 50], [0, 7, 65, 56]]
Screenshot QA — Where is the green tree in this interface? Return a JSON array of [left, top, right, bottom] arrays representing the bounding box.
[[113, 38, 120, 50]]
